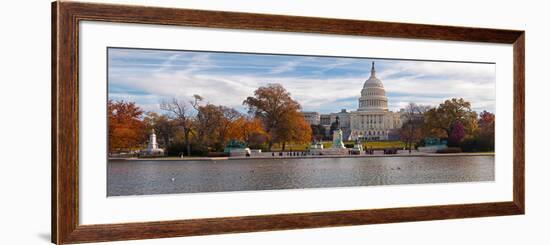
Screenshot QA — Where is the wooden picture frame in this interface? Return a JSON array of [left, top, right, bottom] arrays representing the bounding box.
[[52, 1, 525, 244]]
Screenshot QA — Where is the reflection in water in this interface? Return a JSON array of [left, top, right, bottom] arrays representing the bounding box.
[[107, 156, 494, 196]]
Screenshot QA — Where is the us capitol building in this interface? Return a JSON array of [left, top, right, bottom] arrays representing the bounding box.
[[302, 62, 402, 141]]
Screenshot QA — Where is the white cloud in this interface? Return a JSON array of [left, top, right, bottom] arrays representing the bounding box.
[[268, 61, 299, 74], [109, 52, 496, 115]]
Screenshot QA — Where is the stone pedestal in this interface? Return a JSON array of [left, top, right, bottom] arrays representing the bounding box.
[[140, 129, 164, 156], [332, 129, 346, 149]]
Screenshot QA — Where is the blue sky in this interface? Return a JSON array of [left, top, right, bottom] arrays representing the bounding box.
[[108, 48, 496, 114]]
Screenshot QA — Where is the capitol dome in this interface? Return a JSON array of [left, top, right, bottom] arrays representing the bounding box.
[[358, 62, 388, 111]]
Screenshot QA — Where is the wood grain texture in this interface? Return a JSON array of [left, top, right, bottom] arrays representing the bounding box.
[[61, 1, 523, 43], [64, 202, 521, 244], [51, 2, 58, 243], [53, 1, 80, 244], [51, 1, 525, 244], [513, 33, 525, 213]]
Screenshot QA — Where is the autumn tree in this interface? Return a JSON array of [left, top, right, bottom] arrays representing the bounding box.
[[448, 121, 466, 146], [217, 106, 241, 149], [243, 84, 303, 150], [194, 104, 224, 150], [478, 111, 495, 138], [108, 100, 146, 153], [160, 96, 201, 156], [423, 98, 478, 142], [476, 110, 495, 150], [273, 111, 312, 150], [194, 104, 241, 151], [399, 103, 428, 154], [287, 112, 313, 146], [227, 116, 268, 148]]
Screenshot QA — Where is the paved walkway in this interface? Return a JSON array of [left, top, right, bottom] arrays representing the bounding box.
[[111, 151, 494, 161]]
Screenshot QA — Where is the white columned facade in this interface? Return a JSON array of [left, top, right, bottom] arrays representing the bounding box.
[[348, 62, 402, 141]]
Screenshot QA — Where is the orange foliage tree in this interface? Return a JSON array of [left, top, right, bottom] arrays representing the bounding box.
[[108, 100, 146, 153], [273, 111, 312, 151], [290, 113, 313, 145], [194, 104, 241, 151], [227, 116, 268, 147], [477, 110, 495, 149], [478, 110, 495, 138], [243, 83, 309, 150]]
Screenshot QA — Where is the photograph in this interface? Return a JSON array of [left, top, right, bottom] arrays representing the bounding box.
[[107, 47, 496, 196]]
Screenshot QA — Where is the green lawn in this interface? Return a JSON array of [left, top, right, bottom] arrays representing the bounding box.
[[270, 143, 309, 151], [363, 141, 406, 149]]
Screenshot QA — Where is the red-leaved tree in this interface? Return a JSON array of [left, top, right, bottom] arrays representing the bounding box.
[[448, 121, 465, 146], [108, 100, 145, 153]]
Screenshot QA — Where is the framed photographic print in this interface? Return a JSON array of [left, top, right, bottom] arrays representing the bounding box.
[[52, 1, 525, 244]]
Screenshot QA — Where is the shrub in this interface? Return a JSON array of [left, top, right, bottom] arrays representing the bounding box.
[[460, 137, 494, 152], [344, 143, 354, 148], [249, 142, 269, 152], [436, 147, 462, 153], [416, 138, 426, 147], [166, 142, 209, 156]]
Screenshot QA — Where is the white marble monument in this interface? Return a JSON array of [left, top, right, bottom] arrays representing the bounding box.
[[140, 129, 164, 156]]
